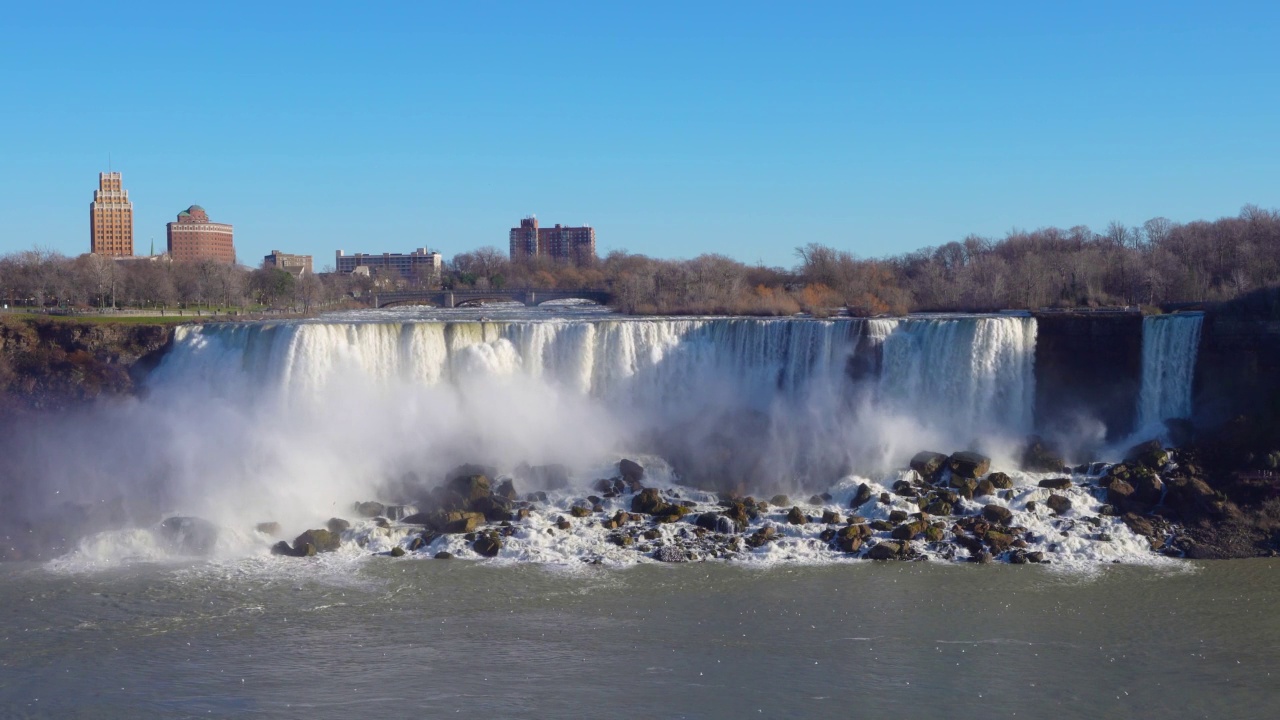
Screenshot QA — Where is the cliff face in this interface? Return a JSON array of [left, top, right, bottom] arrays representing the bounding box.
[[0, 318, 176, 411], [1032, 312, 1143, 440], [1194, 317, 1280, 426]]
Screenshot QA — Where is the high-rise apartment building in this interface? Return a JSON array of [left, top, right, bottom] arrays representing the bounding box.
[[89, 172, 134, 257], [508, 216, 596, 265], [167, 205, 236, 263]]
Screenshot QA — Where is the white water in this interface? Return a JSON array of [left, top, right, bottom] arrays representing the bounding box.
[[1137, 313, 1203, 434]]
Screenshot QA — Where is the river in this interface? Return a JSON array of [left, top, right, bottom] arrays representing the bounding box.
[[2, 559, 1276, 719]]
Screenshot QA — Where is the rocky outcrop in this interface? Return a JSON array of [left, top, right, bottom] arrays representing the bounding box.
[[0, 317, 176, 411]]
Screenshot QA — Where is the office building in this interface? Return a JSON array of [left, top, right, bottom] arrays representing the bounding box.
[[89, 172, 134, 257], [335, 248, 442, 279], [264, 250, 313, 276], [167, 205, 236, 263]]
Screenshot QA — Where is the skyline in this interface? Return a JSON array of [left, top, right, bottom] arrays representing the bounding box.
[[1, 1, 1278, 268]]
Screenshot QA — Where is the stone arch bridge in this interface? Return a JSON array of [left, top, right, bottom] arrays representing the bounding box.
[[370, 288, 613, 309]]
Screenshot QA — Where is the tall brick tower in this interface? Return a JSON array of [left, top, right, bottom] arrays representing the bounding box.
[[89, 171, 134, 256]]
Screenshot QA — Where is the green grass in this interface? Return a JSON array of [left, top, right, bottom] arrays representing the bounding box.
[[4, 312, 197, 325]]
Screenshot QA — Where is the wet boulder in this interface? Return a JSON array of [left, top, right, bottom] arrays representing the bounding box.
[[851, 483, 873, 509], [786, 507, 808, 525], [353, 501, 386, 518], [1038, 478, 1073, 491], [1045, 494, 1073, 515], [383, 505, 418, 522], [569, 505, 592, 518], [923, 498, 953, 516], [472, 531, 502, 557], [429, 510, 485, 534], [949, 452, 991, 479], [631, 488, 669, 515], [389, 546, 406, 557], [494, 478, 519, 501], [619, 459, 645, 488], [746, 525, 776, 548], [866, 540, 907, 560], [294, 528, 341, 553], [270, 540, 298, 557], [326, 517, 351, 534], [910, 451, 949, 479], [160, 516, 220, 556], [986, 472, 1013, 489], [1126, 439, 1168, 470], [982, 504, 1014, 525], [821, 509, 843, 524], [891, 520, 928, 540], [448, 474, 492, 504], [1107, 479, 1137, 508], [256, 522, 281, 536]]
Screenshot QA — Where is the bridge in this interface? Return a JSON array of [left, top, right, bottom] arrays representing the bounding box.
[[370, 288, 614, 309]]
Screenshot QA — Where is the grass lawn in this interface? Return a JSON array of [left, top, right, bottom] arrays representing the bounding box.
[[3, 312, 199, 325]]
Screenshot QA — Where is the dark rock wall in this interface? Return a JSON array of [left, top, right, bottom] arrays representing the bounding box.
[[0, 318, 175, 412], [1032, 313, 1143, 440], [1194, 317, 1280, 425]]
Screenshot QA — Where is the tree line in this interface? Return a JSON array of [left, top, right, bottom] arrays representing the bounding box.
[[2, 204, 1277, 316]]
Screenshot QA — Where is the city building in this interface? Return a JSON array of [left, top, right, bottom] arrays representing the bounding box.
[[263, 249, 313, 277], [167, 205, 236, 263], [508, 216, 596, 265], [335, 248, 442, 280], [89, 171, 134, 257]]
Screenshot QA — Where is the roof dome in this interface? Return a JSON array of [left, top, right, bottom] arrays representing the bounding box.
[[187, 205, 204, 213]]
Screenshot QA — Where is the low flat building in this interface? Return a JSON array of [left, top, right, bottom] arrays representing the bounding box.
[[335, 248, 442, 279], [167, 205, 235, 263], [264, 249, 313, 276]]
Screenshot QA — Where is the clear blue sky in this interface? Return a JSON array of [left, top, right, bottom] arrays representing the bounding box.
[[1, 1, 1277, 269]]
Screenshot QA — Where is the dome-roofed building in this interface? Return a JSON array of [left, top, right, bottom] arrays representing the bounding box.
[[167, 204, 234, 263]]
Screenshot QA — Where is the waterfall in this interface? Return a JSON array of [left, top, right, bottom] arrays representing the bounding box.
[[1137, 313, 1203, 432], [876, 315, 1038, 439]]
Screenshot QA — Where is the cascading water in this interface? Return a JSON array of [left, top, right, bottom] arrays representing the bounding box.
[[1136, 312, 1204, 433], [875, 315, 1038, 440]]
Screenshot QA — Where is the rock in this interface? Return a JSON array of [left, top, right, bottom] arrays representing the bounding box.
[[556, 517, 572, 531], [389, 546, 406, 557], [1132, 473, 1164, 506], [383, 505, 417, 522], [472, 531, 502, 557], [619, 458, 645, 487], [569, 505, 592, 518], [1046, 495, 1073, 514], [821, 510, 843, 524], [434, 551, 454, 559], [1026, 501, 1038, 512], [985, 531, 1014, 552], [924, 525, 945, 542], [891, 520, 928, 540], [954, 534, 983, 554], [294, 528, 340, 553], [447, 474, 492, 504], [1126, 439, 1164, 466], [975, 551, 994, 564], [786, 507, 808, 525], [1107, 479, 1137, 507], [746, 526, 776, 548], [851, 483, 873, 508], [949, 476, 978, 500], [326, 517, 351, 534], [987, 472, 1013, 489], [770, 494, 791, 507], [256, 522, 281, 536], [879, 492, 892, 504], [654, 545, 689, 563], [432, 510, 485, 534], [910, 451, 949, 478], [923, 499, 953, 516], [1122, 513, 1159, 539], [654, 505, 690, 523], [159, 516, 220, 555], [494, 478, 518, 500], [631, 488, 668, 515], [973, 479, 995, 498], [870, 520, 895, 531], [1027, 551, 1045, 563], [949, 451, 991, 479], [982, 505, 1014, 525], [353, 501, 386, 518], [722, 503, 751, 530], [889, 510, 909, 523], [270, 540, 296, 556], [472, 495, 514, 522], [1022, 436, 1065, 472], [892, 479, 918, 497], [866, 541, 907, 560], [695, 513, 723, 531]]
